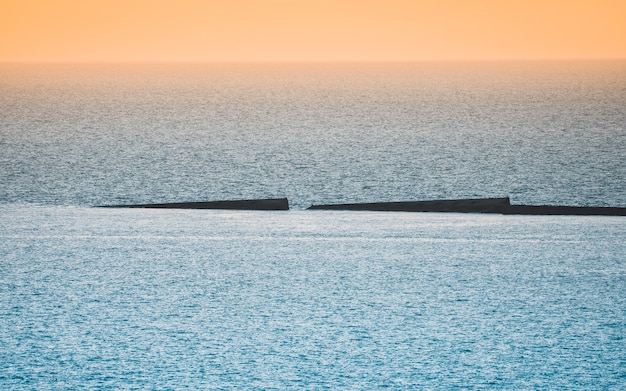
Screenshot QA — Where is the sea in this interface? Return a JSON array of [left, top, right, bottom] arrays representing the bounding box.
[[1, 61, 625, 389]]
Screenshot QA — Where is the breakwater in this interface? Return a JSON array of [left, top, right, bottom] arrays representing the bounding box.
[[99, 198, 289, 210], [98, 196, 626, 215], [308, 197, 626, 216]]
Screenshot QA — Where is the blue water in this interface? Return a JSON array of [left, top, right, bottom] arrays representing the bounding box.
[[1, 61, 625, 389]]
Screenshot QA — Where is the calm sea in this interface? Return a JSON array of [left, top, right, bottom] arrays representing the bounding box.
[[1, 61, 625, 389]]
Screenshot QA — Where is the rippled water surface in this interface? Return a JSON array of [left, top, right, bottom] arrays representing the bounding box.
[[1, 206, 625, 389], [1, 62, 625, 389], [1, 61, 625, 208]]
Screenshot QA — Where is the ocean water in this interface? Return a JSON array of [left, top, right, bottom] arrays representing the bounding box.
[[1, 61, 625, 208], [1, 61, 625, 389]]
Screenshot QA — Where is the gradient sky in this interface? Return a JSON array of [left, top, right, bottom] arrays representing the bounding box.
[[1, 0, 625, 62]]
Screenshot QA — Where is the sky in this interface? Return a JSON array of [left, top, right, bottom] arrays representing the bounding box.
[[1, 0, 625, 63]]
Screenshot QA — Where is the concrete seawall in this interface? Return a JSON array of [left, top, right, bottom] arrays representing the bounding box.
[[308, 197, 511, 213], [503, 204, 626, 216], [98, 196, 626, 215], [308, 197, 626, 216], [100, 198, 290, 210]]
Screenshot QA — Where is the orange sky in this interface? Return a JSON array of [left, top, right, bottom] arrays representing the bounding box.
[[1, 0, 625, 62]]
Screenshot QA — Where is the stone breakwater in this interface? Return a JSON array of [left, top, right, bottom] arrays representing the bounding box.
[[99, 197, 626, 215], [307, 197, 626, 216], [308, 197, 511, 213], [99, 198, 290, 210]]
